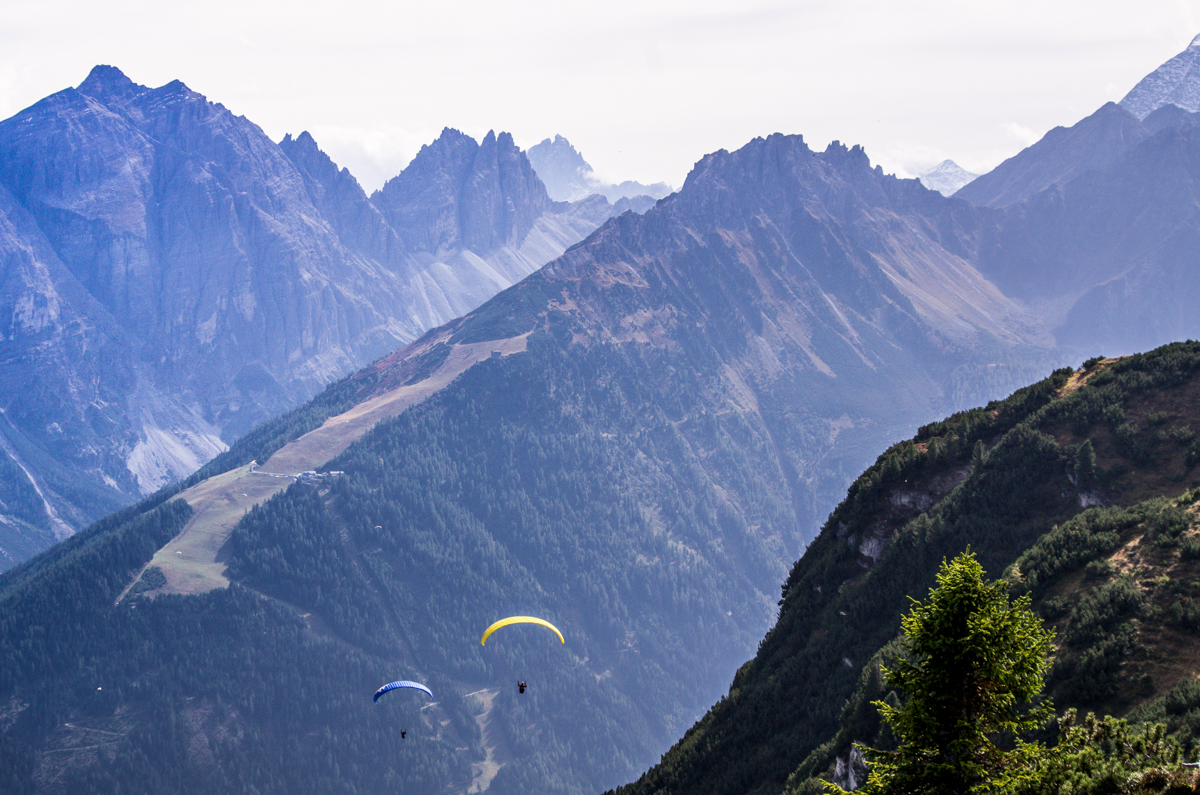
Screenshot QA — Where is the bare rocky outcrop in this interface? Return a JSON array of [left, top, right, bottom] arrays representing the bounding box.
[[831, 744, 868, 791]]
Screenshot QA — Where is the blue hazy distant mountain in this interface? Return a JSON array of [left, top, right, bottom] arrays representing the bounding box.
[[527, 134, 673, 203], [955, 102, 1154, 207], [961, 35, 1200, 209], [917, 159, 978, 196], [0, 67, 616, 566]]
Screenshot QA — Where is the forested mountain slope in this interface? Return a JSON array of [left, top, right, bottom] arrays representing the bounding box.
[[0, 131, 1056, 795], [612, 341, 1200, 795]]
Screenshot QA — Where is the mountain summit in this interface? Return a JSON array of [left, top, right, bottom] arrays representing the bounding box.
[[526, 134, 672, 202], [917, 159, 978, 196], [1121, 33, 1200, 119], [0, 68, 619, 567]]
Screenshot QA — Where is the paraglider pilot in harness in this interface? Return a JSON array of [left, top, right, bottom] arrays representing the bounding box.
[[517, 680, 527, 694]]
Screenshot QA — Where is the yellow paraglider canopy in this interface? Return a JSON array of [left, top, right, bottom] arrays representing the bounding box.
[[480, 616, 565, 646]]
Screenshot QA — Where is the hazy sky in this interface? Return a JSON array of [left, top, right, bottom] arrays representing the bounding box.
[[2, 1, 1198, 193]]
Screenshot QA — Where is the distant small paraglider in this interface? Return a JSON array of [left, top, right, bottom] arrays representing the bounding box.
[[517, 680, 527, 695], [374, 681, 431, 741]]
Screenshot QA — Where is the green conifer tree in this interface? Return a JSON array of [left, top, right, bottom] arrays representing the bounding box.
[[833, 551, 1055, 795]]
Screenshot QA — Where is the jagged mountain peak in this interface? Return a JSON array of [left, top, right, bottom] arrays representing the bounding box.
[[279, 130, 321, 153], [528, 134, 590, 175], [158, 78, 191, 94], [0, 69, 621, 567], [680, 132, 806, 188], [429, 125, 476, 150], [279, 130, 365, 196], [674, 132, 904, 221], [70, 67, 231, 121], [1121, 33, 1200, 119], [541, 133, 581, 153], [373, 127, 479, 200], [824, 138, 863, 156], [280, 129, 329, 158], [77, 64, 143, 99], [371, 126, 551, 255], [526, 133, 672, 202]]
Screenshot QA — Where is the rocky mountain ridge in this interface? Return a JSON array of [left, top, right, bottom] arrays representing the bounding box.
[[1122, 33, 1200, 119], [955, 101, 1168, 207], [0, 67, 628, 566], [958, 33, 1200, 209]]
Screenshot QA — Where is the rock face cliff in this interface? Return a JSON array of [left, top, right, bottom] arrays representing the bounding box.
[[0, 67, 615, 565]]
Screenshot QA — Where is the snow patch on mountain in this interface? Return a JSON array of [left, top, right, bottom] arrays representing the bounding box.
[[918, 160, 979, 196]]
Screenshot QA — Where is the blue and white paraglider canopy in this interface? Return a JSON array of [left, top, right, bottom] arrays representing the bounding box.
[[373, 680, 434, 703]]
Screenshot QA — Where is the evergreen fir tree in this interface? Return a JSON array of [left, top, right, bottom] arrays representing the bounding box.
[[835, 551, 1055, 795]]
